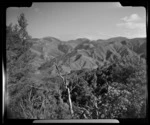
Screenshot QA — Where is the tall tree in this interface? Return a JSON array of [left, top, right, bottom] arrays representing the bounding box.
[[6, 13, 35, 118], [17, 13, 29, 40]]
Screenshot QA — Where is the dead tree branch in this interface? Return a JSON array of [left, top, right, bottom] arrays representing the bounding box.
[[54, 62, 74, 118]]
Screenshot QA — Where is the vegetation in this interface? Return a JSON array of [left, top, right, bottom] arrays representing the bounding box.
[[6, 13, 147, 119]]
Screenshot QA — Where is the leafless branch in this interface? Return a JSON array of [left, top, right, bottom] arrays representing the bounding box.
[[54, 61, 74, 118]]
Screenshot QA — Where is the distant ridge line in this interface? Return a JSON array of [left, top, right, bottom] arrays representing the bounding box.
[[32, 36, 146, 42]]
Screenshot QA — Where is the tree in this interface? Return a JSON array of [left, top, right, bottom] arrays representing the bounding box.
[[6, 12, 146, 119], [54, 60, 74, 118], [17, 13, 29, 40], [6, 13, 35, 118]]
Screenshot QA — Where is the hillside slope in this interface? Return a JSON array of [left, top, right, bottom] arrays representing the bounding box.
[[29, 36, 146, 76]]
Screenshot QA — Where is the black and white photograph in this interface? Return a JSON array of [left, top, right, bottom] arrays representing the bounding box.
[[5, 2, 147, 121]]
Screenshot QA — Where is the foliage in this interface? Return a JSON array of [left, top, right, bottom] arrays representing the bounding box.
[[6, 13, 35, 118], [6, 13, 147, 119], [60, 54, 146, 119]]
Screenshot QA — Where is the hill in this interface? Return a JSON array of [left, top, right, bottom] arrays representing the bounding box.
[[29, 36, 146, 75], [7, 34, 147, 119], [6, 14, 147, 119]]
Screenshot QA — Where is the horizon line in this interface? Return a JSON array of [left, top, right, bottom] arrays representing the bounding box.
[[31, 36, 146, 42]]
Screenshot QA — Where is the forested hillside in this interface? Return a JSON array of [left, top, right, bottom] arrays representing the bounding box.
[[6, 13, 147, 119]]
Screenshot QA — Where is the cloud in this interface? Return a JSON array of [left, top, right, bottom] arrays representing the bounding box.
[[117, 22, 145, 29], [121, 14, 141, 22], [116, 14, 146, 38], [117, 14, 145, 29], [122, 28, 146, 38]]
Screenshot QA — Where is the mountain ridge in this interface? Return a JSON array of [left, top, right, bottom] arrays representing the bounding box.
[[30, 36, 146, 75], [39, 36, 146, 42]]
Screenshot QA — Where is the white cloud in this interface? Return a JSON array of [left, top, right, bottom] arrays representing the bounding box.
[[123, 28, 146, 38], [121, 14, 141, 22], [117, 22, 145, 29], [117, 14, 145, 29], [116, 14, 146, 38]]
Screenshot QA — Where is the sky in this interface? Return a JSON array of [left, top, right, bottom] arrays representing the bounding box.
[[6, 2, 146, 41]]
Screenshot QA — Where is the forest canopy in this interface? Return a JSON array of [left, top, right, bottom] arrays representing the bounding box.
[[6, 13, 147, 119]]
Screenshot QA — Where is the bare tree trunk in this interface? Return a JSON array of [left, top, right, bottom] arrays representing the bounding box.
[[93, 97, 99, 119], [67, 87, 74, 118], [95, 102, 99, 119], [54, 63, 74, 118]]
